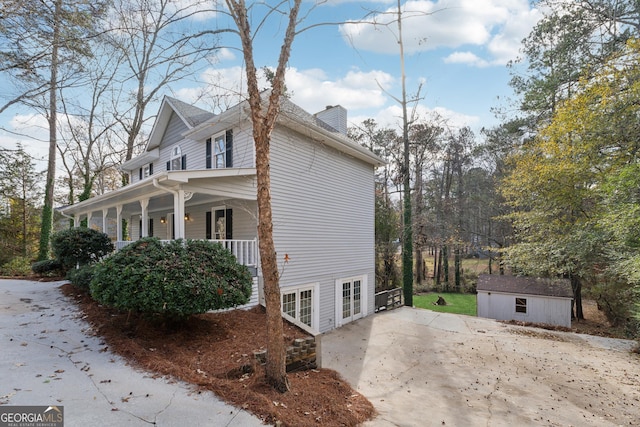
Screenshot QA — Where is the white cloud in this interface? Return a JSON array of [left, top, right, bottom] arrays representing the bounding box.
[[340, 0, 539, 66], [286, 68, 393, 113], [350, 103, 479, 132], [443, 51, 490, 67], [180, 65, 394, 114]]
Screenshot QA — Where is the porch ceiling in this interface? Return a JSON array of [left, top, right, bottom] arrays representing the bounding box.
[[58, 168, 257, 217]]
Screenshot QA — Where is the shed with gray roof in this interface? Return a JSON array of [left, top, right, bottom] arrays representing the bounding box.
[[477, 274, 573, 327]]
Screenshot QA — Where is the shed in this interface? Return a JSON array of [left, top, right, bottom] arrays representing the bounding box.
[[476, 275, 573, 327]]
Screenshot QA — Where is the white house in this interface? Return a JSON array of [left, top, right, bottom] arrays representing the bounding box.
[[58, 95, 384, 334], [476, 274, 573, 328]]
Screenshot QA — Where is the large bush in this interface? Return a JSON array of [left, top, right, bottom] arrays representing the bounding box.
[[66, 264, 95, 291], [31, 259, 64, 277], [1, 256, 32, 276], [51, 228, 114, 271], [90, 238, 253, 318]]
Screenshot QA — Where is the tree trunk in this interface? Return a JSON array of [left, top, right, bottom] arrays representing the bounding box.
[[38, 0, 62, 261], [442, 245, 449, 290], [415, 245, 424, 285], [571, 274, 584, 320], [454, 246, 461, 292], [435, 247, 441, 288], [255, 125, 289, 393], [225, 0, 302, 393], [397, 0, 413, 307]]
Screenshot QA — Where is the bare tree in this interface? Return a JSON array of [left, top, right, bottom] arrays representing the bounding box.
[[224, 0, 303, 393], [105, 0, 228, 168], [0, 0, 107, 260]]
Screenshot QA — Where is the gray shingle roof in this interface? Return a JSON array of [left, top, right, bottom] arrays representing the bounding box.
[[165, 96, 215, 128], [477, 274, 573, 298]]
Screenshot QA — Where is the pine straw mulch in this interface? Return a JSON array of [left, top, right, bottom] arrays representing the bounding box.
[[59, 284, 376, 427]]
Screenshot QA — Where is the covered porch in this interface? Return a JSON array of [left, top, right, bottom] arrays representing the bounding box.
[[58, 169, 259, 268]]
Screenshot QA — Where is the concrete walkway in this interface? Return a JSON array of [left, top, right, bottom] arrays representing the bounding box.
[[0, 279, 263, 427], [321, 306, 639, 427]]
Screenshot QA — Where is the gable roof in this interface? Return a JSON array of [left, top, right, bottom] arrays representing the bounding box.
[[146, 96, 215, 151], [477, 274, 573, 299], [165, 96, 215, 128]]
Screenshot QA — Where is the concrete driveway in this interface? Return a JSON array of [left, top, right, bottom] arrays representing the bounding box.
[[0, 279, 262, 427], [321, 306, 640, 427]]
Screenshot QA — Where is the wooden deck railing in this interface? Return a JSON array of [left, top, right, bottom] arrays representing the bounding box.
[[375, 287, 403, 312]]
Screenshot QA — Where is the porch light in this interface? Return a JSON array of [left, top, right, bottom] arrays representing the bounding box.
[[160, 217, 166, 224], [184, 213, 191, 221]]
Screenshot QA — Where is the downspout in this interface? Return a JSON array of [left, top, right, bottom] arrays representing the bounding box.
[[57, 207, 76, 228]]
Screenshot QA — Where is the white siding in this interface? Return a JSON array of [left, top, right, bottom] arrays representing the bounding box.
[[477, 291, 572, 328], [268, 125, 376, 333], [230, 122, 255, 168]]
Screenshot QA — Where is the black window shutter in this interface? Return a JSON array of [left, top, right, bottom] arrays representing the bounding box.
[[225, 129, 233, 168], [181, 155, 186, 170], [225, 208, 233, 239], [149, 218, 154, 237], [149, 163, 153, 175], [205, 138, 212, 169], [139, 168, 142, 180], [205, 211, 212, 239], [166, 161, 171, 171], [139, 219, 142, 238]]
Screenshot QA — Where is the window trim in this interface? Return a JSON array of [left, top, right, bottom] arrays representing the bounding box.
[[213, 132, 226, 169], [170, 145, 182, 170], [280, 283, 319, 333], [515, 297, 527, 314]]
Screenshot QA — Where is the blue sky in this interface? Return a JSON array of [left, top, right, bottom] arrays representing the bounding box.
[[0, 0, 542, 163]]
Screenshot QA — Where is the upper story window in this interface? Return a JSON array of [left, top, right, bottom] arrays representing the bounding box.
[[139, 163, 153, 180], [206, 129, 233, 169], [167, 145, 186, 171]]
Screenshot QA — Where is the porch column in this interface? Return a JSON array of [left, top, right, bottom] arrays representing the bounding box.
[[116, 205, 123, 241], [74, 215, 80, 228], [173, 190, 186, 239], [140, 198, 149, 237], [86, 212, 92, 228], [102, 208, 108, 234]]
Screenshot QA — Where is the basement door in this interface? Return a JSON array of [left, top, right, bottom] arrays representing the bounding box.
[[336, 277, 364, 326]]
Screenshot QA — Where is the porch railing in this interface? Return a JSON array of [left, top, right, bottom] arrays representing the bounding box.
[[114, 239, 258, 268]]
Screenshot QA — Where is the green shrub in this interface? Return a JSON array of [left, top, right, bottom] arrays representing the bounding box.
[[31, 259, 64, 276], [51, 228, 114, 272], [90, 238, 253, 318], [66, 264, 95, 291], [1, 256, 32, 276]]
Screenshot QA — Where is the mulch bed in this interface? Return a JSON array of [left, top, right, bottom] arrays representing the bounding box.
[[60, 284, 376, 426]]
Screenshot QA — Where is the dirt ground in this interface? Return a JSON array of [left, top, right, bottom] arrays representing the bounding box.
[[60, 284, 375, 427], [321, 303, 640, 427]]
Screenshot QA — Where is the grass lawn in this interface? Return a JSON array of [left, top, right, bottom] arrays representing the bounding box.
[[413, 292, 477, 316]]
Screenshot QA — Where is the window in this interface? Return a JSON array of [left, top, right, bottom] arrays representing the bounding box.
[[206, 129, 233, 169], [515, 297, 527, 314], [167, 146, 186, 171], [139, 163, 153, 180], [281, 285, 318, 331]]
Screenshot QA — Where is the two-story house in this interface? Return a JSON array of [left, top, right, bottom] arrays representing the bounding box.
[[58, 95, 383, 334]]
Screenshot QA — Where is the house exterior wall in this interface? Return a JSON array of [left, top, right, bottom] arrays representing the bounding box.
[[128, 200, 257, 242], [268, 125, 376, 333], [477, 291, 572, 327]]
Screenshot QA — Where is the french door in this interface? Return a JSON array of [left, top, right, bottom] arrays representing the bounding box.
[[340, 278, 363, 324]]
